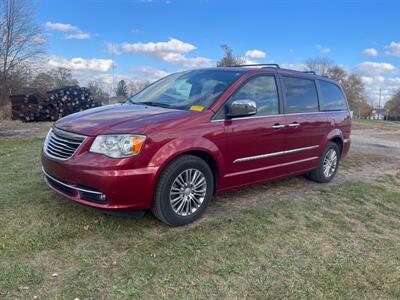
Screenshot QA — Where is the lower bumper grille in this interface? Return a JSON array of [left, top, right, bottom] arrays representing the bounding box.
[[43, 168, 107, 203], [47, 175, 74, 196]]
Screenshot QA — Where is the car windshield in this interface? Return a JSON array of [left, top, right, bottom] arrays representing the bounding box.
[[128, 69, 244, 111]]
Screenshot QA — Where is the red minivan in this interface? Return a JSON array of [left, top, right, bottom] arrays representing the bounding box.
[[41, 65, 351, 226]]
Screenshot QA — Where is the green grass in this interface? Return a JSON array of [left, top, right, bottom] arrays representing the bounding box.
[[1, 139, 400, 299], [352, 119, 400, 130]]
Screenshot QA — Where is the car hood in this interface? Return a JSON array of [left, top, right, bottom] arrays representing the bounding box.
[[55, 103, 196, 136]]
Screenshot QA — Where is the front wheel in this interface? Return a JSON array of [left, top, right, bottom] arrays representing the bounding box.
[[151, 155, 214, 226], [307, 142, 340, 183]]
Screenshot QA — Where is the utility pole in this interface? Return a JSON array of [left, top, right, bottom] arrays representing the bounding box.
[[378, 88, 382, 120], [111, 42, 115, 104]]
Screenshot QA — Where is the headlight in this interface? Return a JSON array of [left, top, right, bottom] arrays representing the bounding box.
[[90, 134, 146, 158]]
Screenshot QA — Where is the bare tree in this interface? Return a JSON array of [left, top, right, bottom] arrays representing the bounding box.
[[87, 80, 110, 105], [326, 66, 347, 83], [0, 0, 46, 108], [216, 44, 246, 67], [127, 79, 150, 96], [385, 89, 400, 120], [342, 74, 367, 114], [305, 57, 333, 76], [49, 67, 78, 89], [31, 72, 55, 93]]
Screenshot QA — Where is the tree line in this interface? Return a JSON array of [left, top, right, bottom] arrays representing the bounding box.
[[0, 0, 399, 120], [217, 46, 400, 119]]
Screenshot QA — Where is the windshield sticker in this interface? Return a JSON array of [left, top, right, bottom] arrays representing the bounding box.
[[190, 105, 205, 112]]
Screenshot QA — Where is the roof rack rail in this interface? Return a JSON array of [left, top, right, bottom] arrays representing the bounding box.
[[303, 70, 316, 75], [231, 63, 280, 69]]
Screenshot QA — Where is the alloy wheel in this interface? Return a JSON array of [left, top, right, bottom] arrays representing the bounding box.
[[169, 168, 207, 216], [323, 149, 338, 178]]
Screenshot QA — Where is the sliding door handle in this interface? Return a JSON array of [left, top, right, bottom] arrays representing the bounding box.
[[288, 122, 300, 128], [272, 124, 285, 129]]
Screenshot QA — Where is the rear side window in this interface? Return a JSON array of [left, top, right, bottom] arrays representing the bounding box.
[[318, 80, 347, 111], [282, 77, 319, 113], [229, 75, 279, 116]]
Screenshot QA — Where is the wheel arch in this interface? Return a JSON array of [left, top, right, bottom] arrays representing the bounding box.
[[148, 138, 225, 196], [330, 136, 343, 156], [322, 128, 344, 157]]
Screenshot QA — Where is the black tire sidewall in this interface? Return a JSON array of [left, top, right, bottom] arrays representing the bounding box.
[[157, 157, 214, 226]]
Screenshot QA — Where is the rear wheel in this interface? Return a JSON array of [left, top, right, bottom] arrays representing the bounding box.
[[151, 155, 214, 226], [307, 142, 340, 183]]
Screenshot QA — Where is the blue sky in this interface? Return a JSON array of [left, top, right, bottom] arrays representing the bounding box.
[[37, 0, 400, 104]]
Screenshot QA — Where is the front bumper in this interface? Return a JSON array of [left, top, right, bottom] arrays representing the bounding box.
[[41, 151, 158, 211]]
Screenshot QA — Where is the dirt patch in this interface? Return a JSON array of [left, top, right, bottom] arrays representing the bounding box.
[[0, 120, 53, 140]]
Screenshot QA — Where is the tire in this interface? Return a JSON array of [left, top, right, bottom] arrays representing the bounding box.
[[151, 155, 214, 226], [307, 142, 340, 183]]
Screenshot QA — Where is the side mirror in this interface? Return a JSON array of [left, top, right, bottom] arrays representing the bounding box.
[[226, 99, 257, 118]]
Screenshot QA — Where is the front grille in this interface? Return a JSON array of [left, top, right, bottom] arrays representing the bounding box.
[[44, 128, 86, 160]]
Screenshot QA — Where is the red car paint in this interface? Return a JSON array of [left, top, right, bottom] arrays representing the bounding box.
[[41, 67, 351, 211]]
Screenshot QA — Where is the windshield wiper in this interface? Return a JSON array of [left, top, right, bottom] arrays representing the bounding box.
[[130, 101, 171, 108]]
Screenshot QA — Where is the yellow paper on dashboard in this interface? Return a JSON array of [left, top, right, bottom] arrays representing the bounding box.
[[190, 105, 205, 112]]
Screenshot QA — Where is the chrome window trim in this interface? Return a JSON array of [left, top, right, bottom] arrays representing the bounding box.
[[42, 167, 103, 195], [210, 110, 348, 122], [233, 145, 319, 163]]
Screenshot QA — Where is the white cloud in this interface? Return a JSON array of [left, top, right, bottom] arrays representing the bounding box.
[[48, 56, 114, 72], [355, 61, 397, 75], [244, 49, 266, 59], [131, 28, 142, 34], [46, 21, 91, 40], [132, 66, 169, 80], [119, 38, 212, 68], [106, 43, 121, 55], [32, 33, 46, 44], [281, 63, 307, 71], [45, 22, 78, 32], [121, 38, 196, 54], [387, 77, 400, 85], [361, 76, 385, 85], [66, 32, 91, 40], [385, 41, 400, 57], [362, 48, 378, 57], [315, 44, 331, 54]]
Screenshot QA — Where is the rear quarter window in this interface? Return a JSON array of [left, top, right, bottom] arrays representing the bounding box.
[[282, 76, 319, 113], [318, 80, 347, 111]]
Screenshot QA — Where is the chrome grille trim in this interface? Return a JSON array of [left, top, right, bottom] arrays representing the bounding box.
[[44, 128, 87, 161], [42, 167, 103, 195]]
